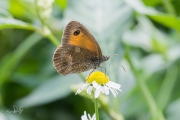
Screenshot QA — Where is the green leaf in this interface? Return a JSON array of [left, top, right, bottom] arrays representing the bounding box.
[[0, 33, 43, 86], [9, 0, 25, 17], [0, 8, 13, 18], [55, 0, 67, 10], [16, 75, 80, 107], [142, 0, 161, 6], [0, 110, 28, 120], [124, 0, 180, 31], [166, 98, 180, 120], [0, 17, 38, 31], [156, 67, 178, 110], [120, 87, 146, 117], [149, 14, 180, 31]]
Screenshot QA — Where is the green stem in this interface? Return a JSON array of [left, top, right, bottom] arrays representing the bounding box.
[[46, 33, 60, 47], [125, 46, 165, 120], [0, 94, 3, 108], [35, 0, 46, 27], [95, 98, 99, 120], [34, 0, 60, 46]]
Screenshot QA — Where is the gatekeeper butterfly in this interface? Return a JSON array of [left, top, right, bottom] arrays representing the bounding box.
[[53, 21, 110, 75]]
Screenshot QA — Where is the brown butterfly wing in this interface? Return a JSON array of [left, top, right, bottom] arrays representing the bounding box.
[[53, 45, 99, 75], [53, 21, 102, 75], [62, 21, 102, 57]]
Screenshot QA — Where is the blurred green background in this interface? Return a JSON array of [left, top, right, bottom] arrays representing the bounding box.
[[0, 0, 180, 120]]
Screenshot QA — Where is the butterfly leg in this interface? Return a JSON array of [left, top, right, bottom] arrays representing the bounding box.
[[90, 68, 95, 75], [100, 63, 104, 72], [99, 66, 109, 80], [86, 68, 96, 80], [99, 66, 106, 75]]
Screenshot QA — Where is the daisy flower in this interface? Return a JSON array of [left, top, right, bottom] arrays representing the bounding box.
[[76, 71, 122, 98], [81, 111, 95, 120]]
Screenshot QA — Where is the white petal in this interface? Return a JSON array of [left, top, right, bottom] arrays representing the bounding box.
[[113, 88, 118, 95], [76, 83, 89, 95], [81, 116, 86, 120], [103, 86, 109, 95], [107, 81, 122, 92], [92, 82, 101, 90], [84, 111, 87, 116], [88, 114, 92, 119], [92, 81, 98, 88], [112, 87, 122, 92], [96, 85, 101, 90], [107, 81, 121, 89], [87, 86, 93, 95], [95, 89, 101, 98], [81, 111, 96, 120], [76, 89, 81, 94], [81, 111, 88, 120], [100, 86, 105, 94], [83, 83, 90, 88], [81, 116, 84, 120], [109, 88, 117, 97], [92, 113, 96, 120]]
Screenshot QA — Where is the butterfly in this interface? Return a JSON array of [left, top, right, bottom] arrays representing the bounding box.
[[53, 21, 110, 75]]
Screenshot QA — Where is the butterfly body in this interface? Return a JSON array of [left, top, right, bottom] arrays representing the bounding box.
[[53, 21, 109, 75]]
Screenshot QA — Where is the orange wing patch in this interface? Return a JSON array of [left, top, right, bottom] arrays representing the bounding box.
[[69, 33, 100, 56]]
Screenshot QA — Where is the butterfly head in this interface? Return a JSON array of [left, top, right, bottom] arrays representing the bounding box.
[[102, 55, 110, 63]]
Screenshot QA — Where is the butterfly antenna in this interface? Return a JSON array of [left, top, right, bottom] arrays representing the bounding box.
[[107, 61, 110, 70], [109, 57, 126, 72], [103, 61, 110, 75], [109, 54, 118, 57]]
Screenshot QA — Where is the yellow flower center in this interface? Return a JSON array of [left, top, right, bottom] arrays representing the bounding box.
[[86, 71, 109, 84]]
